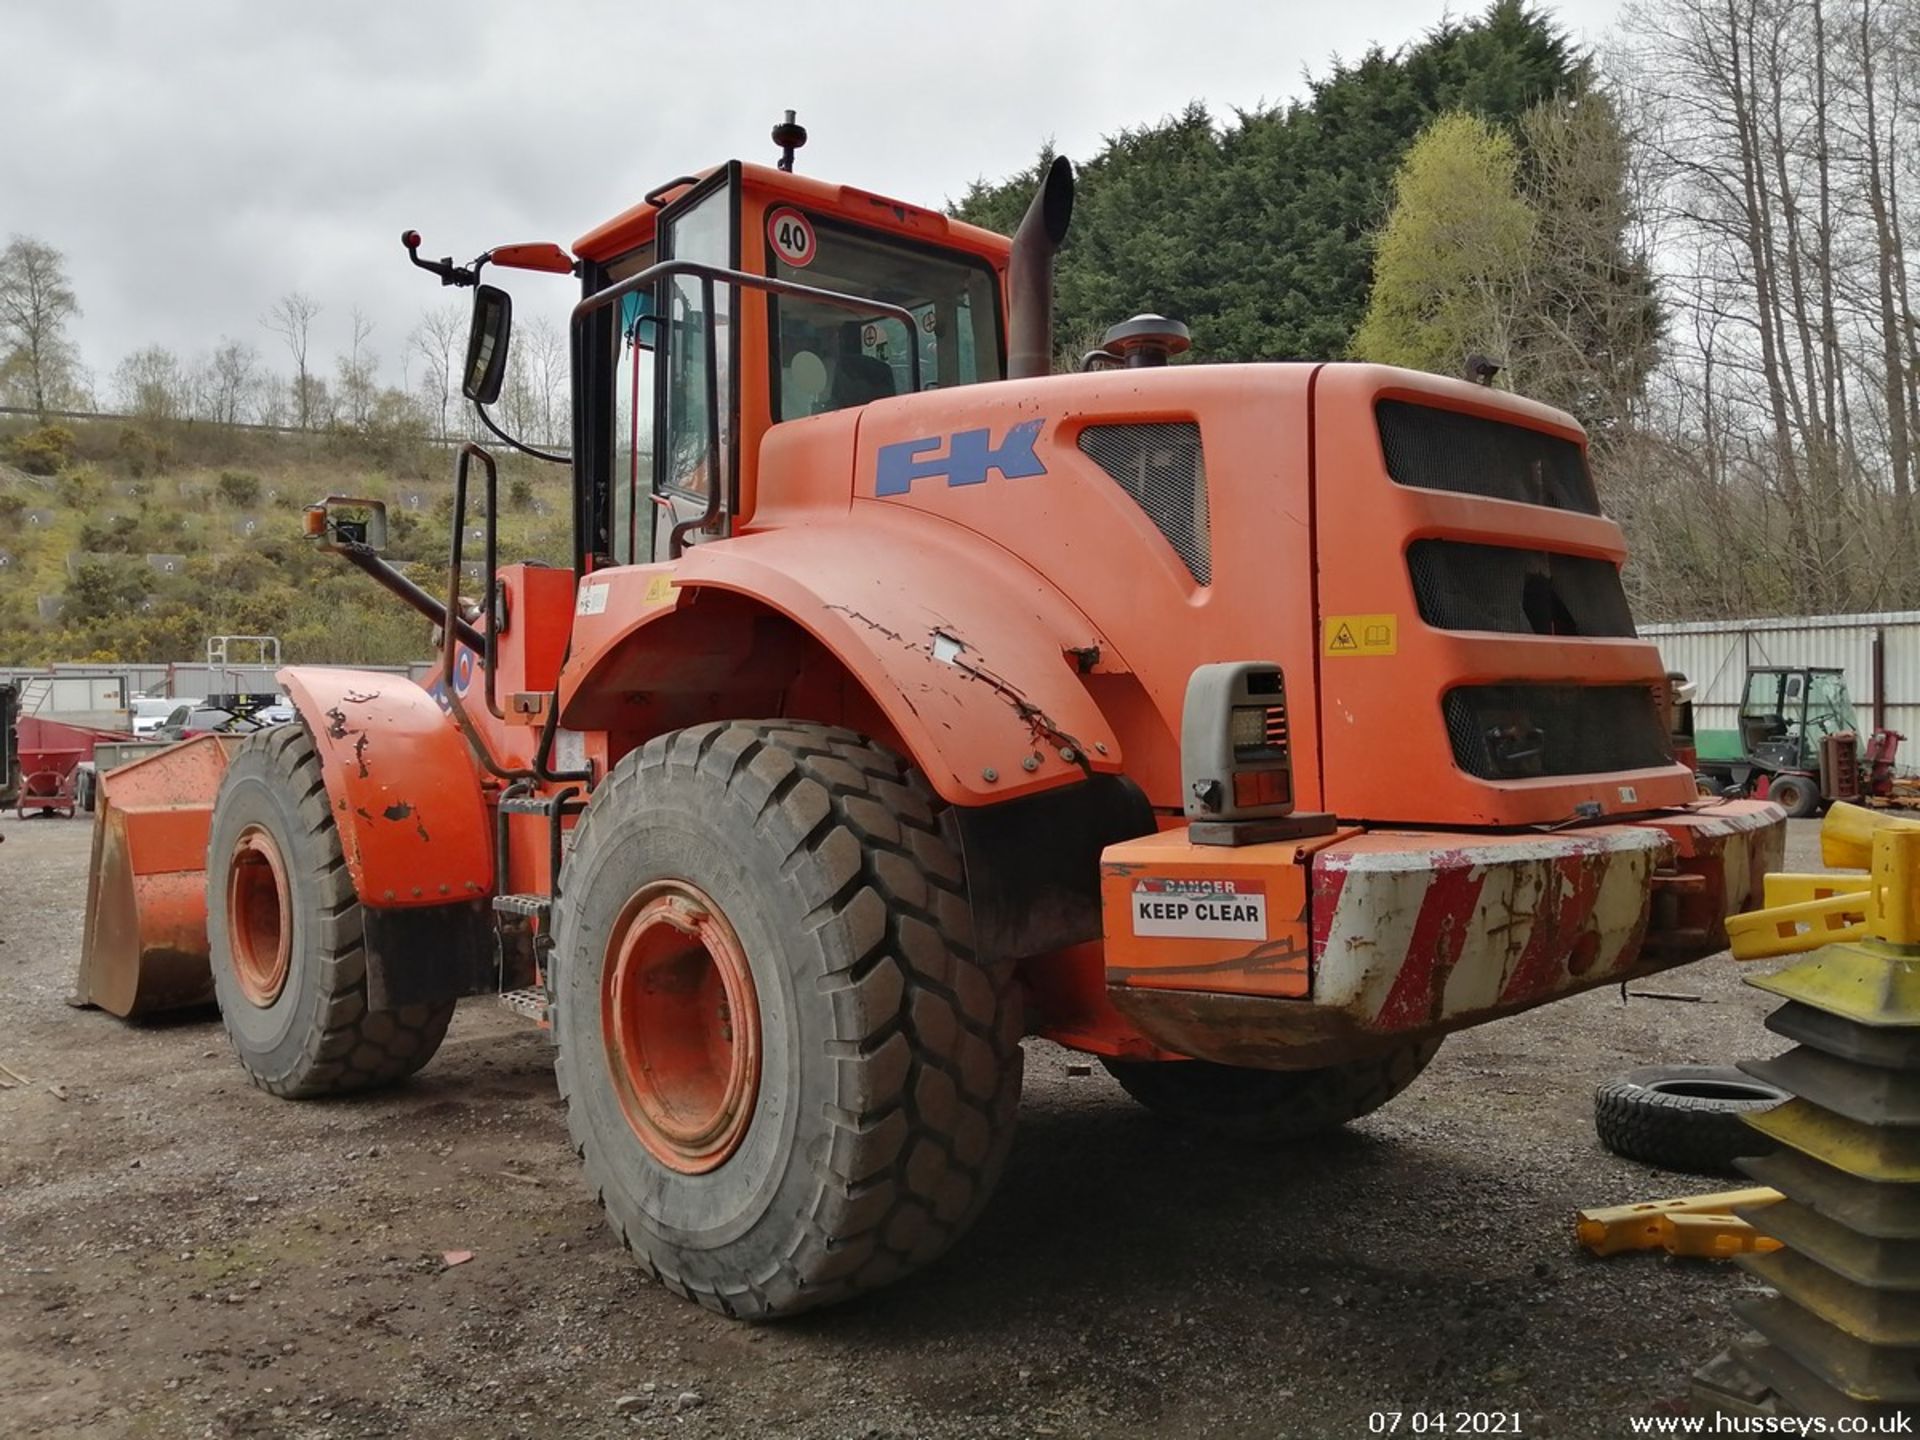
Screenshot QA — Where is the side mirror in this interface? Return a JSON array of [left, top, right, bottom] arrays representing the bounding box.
[[463, 284, 512, 404], [303, 495, 389, 553]]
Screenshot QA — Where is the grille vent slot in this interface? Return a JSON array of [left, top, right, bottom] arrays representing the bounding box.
[[1377, 400, 1599, 515], [1408, 540, 1636, 637], [1078, 422, 1211, 584], [1443, 684, 1672, 781]]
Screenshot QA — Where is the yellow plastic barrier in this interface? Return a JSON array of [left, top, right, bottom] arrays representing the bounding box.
[[1727, 803, 1920, 960], [1575, 1188, 1783, 1259], [1726, 886, 1869, 960], [1819, 800, 1911, 870]]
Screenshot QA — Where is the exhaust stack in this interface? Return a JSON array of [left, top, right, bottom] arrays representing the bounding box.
[[1007, 156, 1075, 381]]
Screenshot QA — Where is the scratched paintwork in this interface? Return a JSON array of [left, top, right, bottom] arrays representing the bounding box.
[[1096, 801, 1784, 1049], [1313, 829, 1660, 1030], [279, 667, 494, 907]]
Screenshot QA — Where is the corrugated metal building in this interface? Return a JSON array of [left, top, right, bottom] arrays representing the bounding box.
[[0, 660, 436, 725], [1639, 611, 1920, 768]]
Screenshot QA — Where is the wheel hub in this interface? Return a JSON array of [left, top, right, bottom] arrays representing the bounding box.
[[226, 825, 292, 1007], [602, 880, 761, 1174]]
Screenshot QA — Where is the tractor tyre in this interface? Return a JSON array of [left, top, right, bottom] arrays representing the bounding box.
[[1768, 773, 1821, 819], [206, 724, 455, 1098], [1594, 1064, 1784, 1176], [552, 721, 1023, 1319], [1101, 1039, 1443, 1141]]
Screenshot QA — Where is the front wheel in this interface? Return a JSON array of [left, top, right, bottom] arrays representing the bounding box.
[[1101, 1040, 1442, 1141], [553, 721, 1023, 1318], [206, 725, 454, 1097]]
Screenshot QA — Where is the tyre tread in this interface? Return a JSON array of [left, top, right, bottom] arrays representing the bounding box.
[[1102, 1041, 1442, 1141], [556, 720, 1021, 1318], [211, 725, 453, 1099]]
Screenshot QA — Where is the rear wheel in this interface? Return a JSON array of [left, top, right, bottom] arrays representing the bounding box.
[[553, 721, 1023, 1318], [206, 725, 454, 1097], [1768, 773, 1821, 818], [1101, 1040, 1442, 1140]]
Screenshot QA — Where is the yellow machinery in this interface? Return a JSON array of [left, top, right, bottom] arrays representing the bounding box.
[[1693, 802, 1920, 1422]]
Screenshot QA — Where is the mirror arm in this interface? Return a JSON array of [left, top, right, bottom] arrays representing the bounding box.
[[335, 540, 486, 652], [472, 399, 570, 466], [402, 230, 481, 288]]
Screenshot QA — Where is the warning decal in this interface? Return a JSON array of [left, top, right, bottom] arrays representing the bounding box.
[[642, 574, 675, 604], [576, 582, 609, 616], [1322, 612, 1398, 657], [1130, 878, 1268, 941]]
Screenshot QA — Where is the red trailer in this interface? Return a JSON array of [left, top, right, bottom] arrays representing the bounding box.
[[13, 715, 129, 818]]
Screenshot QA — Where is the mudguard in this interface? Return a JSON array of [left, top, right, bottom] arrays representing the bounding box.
[[561, 506, 1127, 806], [278, 667, 494, 907]]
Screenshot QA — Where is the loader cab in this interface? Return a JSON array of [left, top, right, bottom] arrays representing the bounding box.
[[569, 162, 1013, 572]]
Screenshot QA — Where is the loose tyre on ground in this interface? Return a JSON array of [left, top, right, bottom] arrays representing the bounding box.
[[1593, 1064, 1785, 1175], [1101, 1040, 1443, 1140], [205, 724, 455, 1097], [553, 721, 1023, 1319]]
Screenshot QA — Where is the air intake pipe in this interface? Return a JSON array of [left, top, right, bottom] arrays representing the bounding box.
[[1007, 156, 1075, 381]]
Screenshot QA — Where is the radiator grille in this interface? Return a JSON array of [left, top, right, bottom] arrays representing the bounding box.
[[1444, 684, 1672, 780], [1078, 422, 1210, 584], [1408, 540, 1635, 637], [1377, 400, 1599, 515]]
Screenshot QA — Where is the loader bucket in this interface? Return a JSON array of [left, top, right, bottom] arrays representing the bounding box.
[[73, 735, 241, 1018]]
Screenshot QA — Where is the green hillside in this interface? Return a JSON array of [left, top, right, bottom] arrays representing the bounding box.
[[0, 417, 570, 666]]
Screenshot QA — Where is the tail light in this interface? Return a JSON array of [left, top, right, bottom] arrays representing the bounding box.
[[1182, 662, 1332, 844]]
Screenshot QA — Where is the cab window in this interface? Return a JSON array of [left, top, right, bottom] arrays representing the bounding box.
[[661, 187, 733, 498], [608, 248, 657, 565], [768, 218, 1001, 422]]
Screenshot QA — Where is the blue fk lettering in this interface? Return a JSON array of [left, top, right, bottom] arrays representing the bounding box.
[[874, 420, 1048, 497]]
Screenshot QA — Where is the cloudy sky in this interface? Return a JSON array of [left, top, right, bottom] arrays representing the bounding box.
[[3, 0, 1623, 402]]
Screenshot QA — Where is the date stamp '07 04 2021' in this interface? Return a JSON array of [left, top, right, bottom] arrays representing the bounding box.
[[1368, 1414, 1524, 1436]]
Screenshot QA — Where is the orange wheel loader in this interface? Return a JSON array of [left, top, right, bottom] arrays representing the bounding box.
[[72, 117, 1786, 1318]]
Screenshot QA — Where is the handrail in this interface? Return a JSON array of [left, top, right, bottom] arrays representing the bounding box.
[[569, 257, 924, 558], [441, 443, 533, 782]]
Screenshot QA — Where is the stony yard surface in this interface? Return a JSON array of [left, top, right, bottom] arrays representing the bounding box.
[[0, 814, 1823, 1439]]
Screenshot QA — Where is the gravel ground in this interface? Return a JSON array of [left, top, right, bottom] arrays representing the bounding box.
[[0, 814, 1827, 1440]]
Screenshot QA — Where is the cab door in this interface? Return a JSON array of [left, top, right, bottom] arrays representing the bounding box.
[[650, 169, 739, 557]]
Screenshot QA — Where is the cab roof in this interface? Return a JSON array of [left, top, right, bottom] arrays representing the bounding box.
[[572, 162, 1015, 269]]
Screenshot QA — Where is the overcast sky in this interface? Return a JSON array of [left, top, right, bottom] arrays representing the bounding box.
[[3, 0, 1624, 401]]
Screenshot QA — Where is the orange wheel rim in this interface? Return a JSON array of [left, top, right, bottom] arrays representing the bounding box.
[[227, 825, 292, 1007], [602, 880, 761, 1174]]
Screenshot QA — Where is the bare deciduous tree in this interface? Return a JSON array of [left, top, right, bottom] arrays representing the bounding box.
[[409, 301, 465, 441], [199, 338, 260, 426], [336, 306, 378, 429], [113, 345, 190, 422], [0, 235, 82, 420], [520, 316, 569, 447], [1610, 0, 1920, 617], [261, 291, 321, 430]]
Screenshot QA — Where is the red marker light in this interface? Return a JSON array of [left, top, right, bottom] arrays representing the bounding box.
[[401, 229, 421, 249]]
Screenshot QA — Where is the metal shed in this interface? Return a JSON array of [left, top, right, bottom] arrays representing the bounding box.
[[1639, 611, 1920, 769]]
